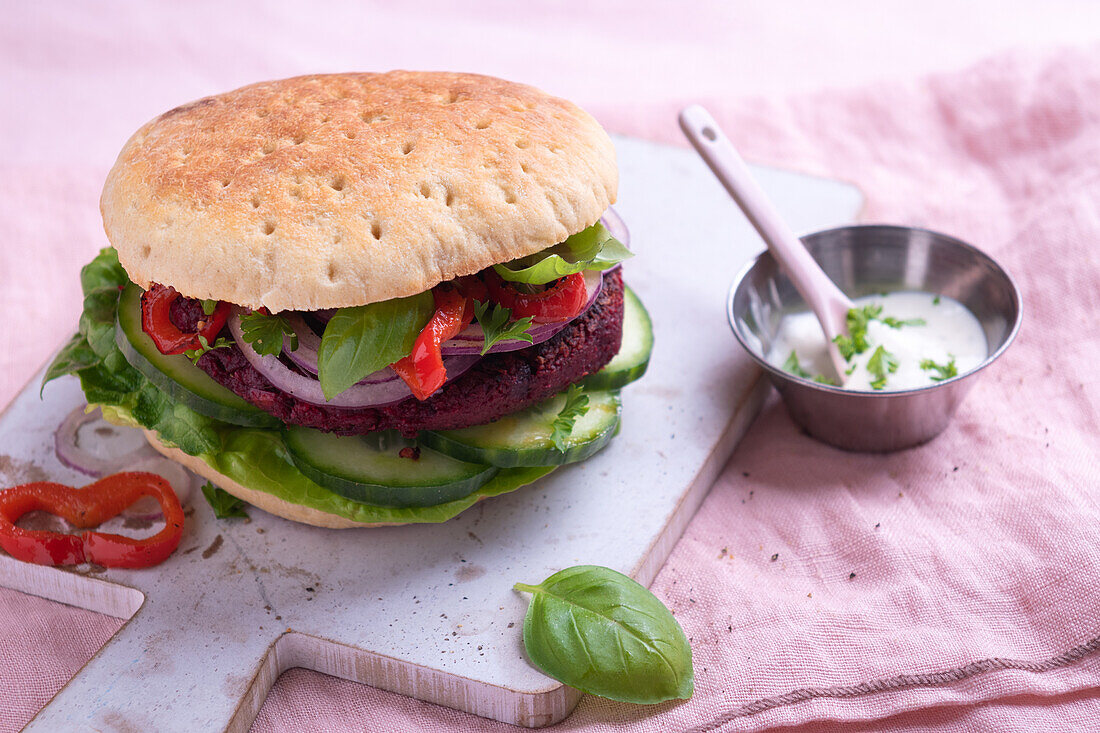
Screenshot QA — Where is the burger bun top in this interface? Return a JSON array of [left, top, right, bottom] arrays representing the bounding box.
[[102, 71, 617, 311]]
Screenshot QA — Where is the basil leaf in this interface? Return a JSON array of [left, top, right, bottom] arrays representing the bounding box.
[[493, 222, 633, 285], [317, 292, 435, 400], [514, 565, 694, 704], [201, 481, 249, 519], [473, 300, 533, 355], [239, 311, 296, 357], [586, 237, 633, 270]]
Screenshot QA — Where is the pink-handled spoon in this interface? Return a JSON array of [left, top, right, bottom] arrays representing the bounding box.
[[679, 104, 853, 383]]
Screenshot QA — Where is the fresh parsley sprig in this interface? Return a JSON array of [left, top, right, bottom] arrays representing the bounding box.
[[473, 300, 534, 355], [783, 350, 838, 385], [920, 357, 958, 381], [783, 350, 812, 379], [550, 384, 590, 452], [240, 311, 297, 357], [881, 316, 927, 329], [183, 334, 232, 364], [833, 304, 880, 360], [833, 304, 926, 362], [867, 345, 899, 390]]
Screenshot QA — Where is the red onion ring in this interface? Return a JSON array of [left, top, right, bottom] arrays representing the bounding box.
[[229, 310, 480, 407], [54, 406, 195, 519], [262, 247, 610, 393], [282, 314, 323, 375], [230, 310, 414, 407], [441, 270, 603, 356], [285, 210, 624, 363], [54, 405, 157, 477], [600, 206, 630, 249]]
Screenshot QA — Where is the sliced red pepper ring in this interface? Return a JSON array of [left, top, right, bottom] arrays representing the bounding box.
[[484, 270, 588, 323], [391, 285, 474, 401], [0, 472, 185, 569], [140, 283, 231, 355]]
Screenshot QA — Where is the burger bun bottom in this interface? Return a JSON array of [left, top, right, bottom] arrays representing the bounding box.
[[142, 430, 403, 529]]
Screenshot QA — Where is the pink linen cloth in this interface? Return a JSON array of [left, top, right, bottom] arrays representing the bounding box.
[[257, 49, 1100, 733], [4, 4, 1100, 731]]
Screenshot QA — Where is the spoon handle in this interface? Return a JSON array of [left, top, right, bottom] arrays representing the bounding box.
[[679, 104, 853, 380]]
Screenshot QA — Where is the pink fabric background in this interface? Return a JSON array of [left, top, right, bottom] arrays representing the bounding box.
[[4, 3, 1100, 730]]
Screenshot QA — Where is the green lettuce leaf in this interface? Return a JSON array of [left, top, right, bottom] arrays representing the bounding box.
[[97, 402, 553, 524], [41, 332, 98, 395], [201, 481, 249, 519], [79, 247, 129, 292], [206, 427, 555, 524], [493, 222, 633, 285], [317, 292, 435, 400], [44, 246, 221, 455], [50, 247, 557, 524]]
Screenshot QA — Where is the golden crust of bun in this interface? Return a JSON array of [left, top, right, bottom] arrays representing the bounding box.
[[142, 431, 401, 529], [103, 71, 617, 311]]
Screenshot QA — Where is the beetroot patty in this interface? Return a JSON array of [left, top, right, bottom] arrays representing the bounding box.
[[192, 270, 624, 436]]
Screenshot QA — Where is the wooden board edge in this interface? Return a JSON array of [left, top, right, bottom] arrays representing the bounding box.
[[0, 555, 144, 620], [630, 373, 770, 587], [222, 631, 582, 730]]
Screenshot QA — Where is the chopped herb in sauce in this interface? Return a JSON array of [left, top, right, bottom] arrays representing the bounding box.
[[867, 345, 899, 390], [920, 357, 958, 381], [783, 350, 812, 379]]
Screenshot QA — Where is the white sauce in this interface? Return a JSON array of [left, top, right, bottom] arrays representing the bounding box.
[[765, 291, 987, 392]]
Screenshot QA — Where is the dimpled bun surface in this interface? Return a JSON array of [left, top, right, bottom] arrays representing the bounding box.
[[102, 71, 617, 311]]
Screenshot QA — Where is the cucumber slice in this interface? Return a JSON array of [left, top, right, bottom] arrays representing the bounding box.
[[115, 283, 280, 428], [581, 284, 653, 391], [421, 388, 621, 467], [283, 427, 498, 507]]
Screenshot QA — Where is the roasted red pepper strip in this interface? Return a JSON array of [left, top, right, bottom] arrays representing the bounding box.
[[140, 283, 231, 355], [391, 285, 474, 401], [484, 270, 588, 323], [0, 472, 184, 569]]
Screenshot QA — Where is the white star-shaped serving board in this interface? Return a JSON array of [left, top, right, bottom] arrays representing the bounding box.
[[0, 135, 861, 730]]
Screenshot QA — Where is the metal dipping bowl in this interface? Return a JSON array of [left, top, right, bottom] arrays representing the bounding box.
[[728, 224, 1022, 452]]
